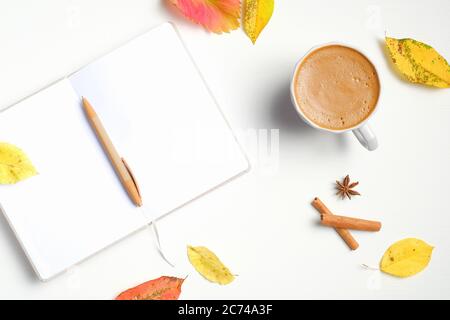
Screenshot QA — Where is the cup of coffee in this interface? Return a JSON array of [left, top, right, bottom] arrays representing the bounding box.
[[290, 43, 380, 150]]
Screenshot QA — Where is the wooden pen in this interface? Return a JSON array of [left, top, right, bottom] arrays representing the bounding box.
[[82, 97, 142, 207]]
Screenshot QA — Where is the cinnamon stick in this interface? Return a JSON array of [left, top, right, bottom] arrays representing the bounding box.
[[311, 197, 359, 250], [321, 214, 382, 232]]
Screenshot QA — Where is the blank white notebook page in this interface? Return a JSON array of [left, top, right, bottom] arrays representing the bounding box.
[[0, 23, 248, 280], [69, 23, 249, 220], [0, 79, 144, 280]]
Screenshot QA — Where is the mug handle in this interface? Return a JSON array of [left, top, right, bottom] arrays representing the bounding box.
[[352, 123, 378, 151]]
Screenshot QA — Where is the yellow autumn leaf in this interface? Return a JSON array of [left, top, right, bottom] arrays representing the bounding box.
[[380, 238, 434, 278], [187, 245, 235, 285], [385, 37, 450, 88], [0, 143, 37, 185], [244, 0, 274, 44]]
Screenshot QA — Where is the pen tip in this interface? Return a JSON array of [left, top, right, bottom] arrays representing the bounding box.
[[81, 97, 90, 108]]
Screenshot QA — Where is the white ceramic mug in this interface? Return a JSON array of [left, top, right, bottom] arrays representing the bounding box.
[[290, 43, 379, 151]]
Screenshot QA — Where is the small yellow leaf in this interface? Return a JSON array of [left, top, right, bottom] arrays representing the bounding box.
[[380, 238, 434, 278], [243, 0, 274, 44], [0, 143, 37, 185], [385, 37, 450, 88], [187, 245, 235, 285]]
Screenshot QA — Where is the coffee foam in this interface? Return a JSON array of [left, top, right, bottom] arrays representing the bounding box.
[[294, 45, 380, 130]]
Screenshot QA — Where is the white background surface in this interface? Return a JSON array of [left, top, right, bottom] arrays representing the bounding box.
[[0, 0, 449, 299]]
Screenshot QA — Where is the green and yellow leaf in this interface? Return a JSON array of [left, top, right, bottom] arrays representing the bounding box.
[[380, 238, 434, 278], [0, 143, 37, 185], [243, 0, 274, 44], [187, 245, 235, 285], [385, 37, 450, 88]]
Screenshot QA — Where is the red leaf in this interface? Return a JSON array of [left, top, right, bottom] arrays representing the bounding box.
[[115, 276, 185, 300]]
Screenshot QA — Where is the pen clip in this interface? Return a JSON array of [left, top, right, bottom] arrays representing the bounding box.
[[121, 158, 142, 200]]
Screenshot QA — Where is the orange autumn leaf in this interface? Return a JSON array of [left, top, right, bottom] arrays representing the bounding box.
[[115, 276, 185, 300], [169, 0, 241, 34]]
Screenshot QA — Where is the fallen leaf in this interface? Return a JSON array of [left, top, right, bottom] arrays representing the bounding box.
[[385, 37, 450, 88], [380, 238, 434, 278], [115, 276, 185, 300], [0, 142, 37, 185], [243, 0, 274, 44], [187, 245, 234, 285], [169, 0, 241, 34]]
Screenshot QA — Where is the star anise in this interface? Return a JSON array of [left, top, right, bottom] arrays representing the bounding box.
[[336, 175, 361, 200]]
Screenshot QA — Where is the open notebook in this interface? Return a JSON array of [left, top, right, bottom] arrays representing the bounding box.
[[0, 23, 249, 280]]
